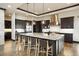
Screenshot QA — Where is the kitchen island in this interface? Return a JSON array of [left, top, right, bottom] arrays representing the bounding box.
[[17, 33, 64, 56]]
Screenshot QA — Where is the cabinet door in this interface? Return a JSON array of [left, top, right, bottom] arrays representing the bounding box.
[[61, 17, 74, 29], [33, 21, 42, 33], [64, 34, 73, 43], [5, 32, 11, 40]]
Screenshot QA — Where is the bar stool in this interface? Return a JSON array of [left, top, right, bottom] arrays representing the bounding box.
[[15, 34, 20, 44], [30, 37, 38, 56], [46, 40, 53, 56], [16, 34, 22, 55], [16, 34, 21, 50], [38, 39, 53, 56], [21, 36, 30, 56], [38, 39, 47, 56]]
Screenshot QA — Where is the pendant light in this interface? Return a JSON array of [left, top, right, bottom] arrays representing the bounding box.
[[26, 0, 30, 32], [26, 1, 29, 26], [41, 1, 45, 24], [33, 3, 36, 25]]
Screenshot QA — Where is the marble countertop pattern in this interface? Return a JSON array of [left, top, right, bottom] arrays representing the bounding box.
[[19, 33, 64, 41]]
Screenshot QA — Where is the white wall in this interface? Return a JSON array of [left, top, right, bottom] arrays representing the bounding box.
[[0, 10, 4, 45], [36, 15, 51, 21], [12, 12, 15, 40]]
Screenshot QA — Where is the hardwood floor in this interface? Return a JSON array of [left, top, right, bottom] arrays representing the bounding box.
[[60, 42, 79, 56], [0, 40, 16, 56], [0, 40, 79, 56]]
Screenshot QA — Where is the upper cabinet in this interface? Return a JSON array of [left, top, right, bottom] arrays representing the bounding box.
[[61, 16, 74, 29], [42, 20, 50, 29], [5, 20, 11, 29], [15, 19, 26, 29], [15, 19, 32, 33]]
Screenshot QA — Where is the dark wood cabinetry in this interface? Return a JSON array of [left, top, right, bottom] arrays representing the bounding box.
[[33, 20, 50, 33], [60, 16, 74, 43], [15, 20, 26, 29], [5, 32, 11, 40], [61, 16, 74, 29], [5, 20, 11, 28], [33, 21, 42, 32], [42, 20, 50, 29], [64, 34, 73, 43], [57, 33, 73, 43], [15, 19, 32, 32]]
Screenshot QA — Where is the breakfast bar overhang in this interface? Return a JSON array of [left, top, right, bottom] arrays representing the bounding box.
[[17, 33, 64, 56]]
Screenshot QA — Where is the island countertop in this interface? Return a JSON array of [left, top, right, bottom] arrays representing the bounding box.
[[19, 33, 64, 41]]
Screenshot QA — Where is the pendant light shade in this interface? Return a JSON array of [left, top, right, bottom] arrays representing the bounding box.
[[42, 20, 45, 24]]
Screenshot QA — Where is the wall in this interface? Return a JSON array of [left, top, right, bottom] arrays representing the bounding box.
[[5, 15, 11, 21], [11, 12, 15, 40], [36, 15, 51, 21], [0, 9, 4, 45]]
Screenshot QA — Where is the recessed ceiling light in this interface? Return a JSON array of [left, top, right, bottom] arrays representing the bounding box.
[[8, 5, 11, 8], [48, 8, 51, 11]]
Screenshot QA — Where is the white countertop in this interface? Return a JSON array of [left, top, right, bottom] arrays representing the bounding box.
[[50, 26, 74, 33], [19, 33, 64, 41]]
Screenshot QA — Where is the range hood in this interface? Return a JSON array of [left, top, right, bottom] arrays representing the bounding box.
[[50, 14, 59, 26]]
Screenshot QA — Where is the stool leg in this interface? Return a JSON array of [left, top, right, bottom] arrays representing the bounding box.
[[18, 35, 21, 51], [22, 36, 25, 53], [46, 40, 49, 56], [35, 38, 37, 56], [37, 39, 40, 56], [17, 35, 21, 55], [26, 37, 29, 55], [28, 37, 31, 56]]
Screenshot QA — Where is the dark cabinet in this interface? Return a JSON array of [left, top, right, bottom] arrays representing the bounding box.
[[64, 34, 73, 43], [5, 21, 11, 28], [15, 19, 32, 32], [15, 20, 26, 29], [33, 20, 50, 33], [33, 21, 42, 32], [61, 17, 74, 29], [42, 20, 50, 29], [57, 33, 73, 43], [5, 32, 11, 40]]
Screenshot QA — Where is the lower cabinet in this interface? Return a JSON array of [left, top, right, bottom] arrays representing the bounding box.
[[64, 34, 73, 43], [5, 32, 11, 41], [57, 33, 73, 43]]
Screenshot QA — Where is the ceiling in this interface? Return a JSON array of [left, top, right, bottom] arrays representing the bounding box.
[[0, 3, 79, 17], [0, 3, 22, 16], [18, 3, 77, 14]]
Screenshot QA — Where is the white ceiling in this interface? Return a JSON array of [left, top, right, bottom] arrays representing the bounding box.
[[19, 3, 77, 14], [0, 3, 78, 17], [0, 3, 22, 16]]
